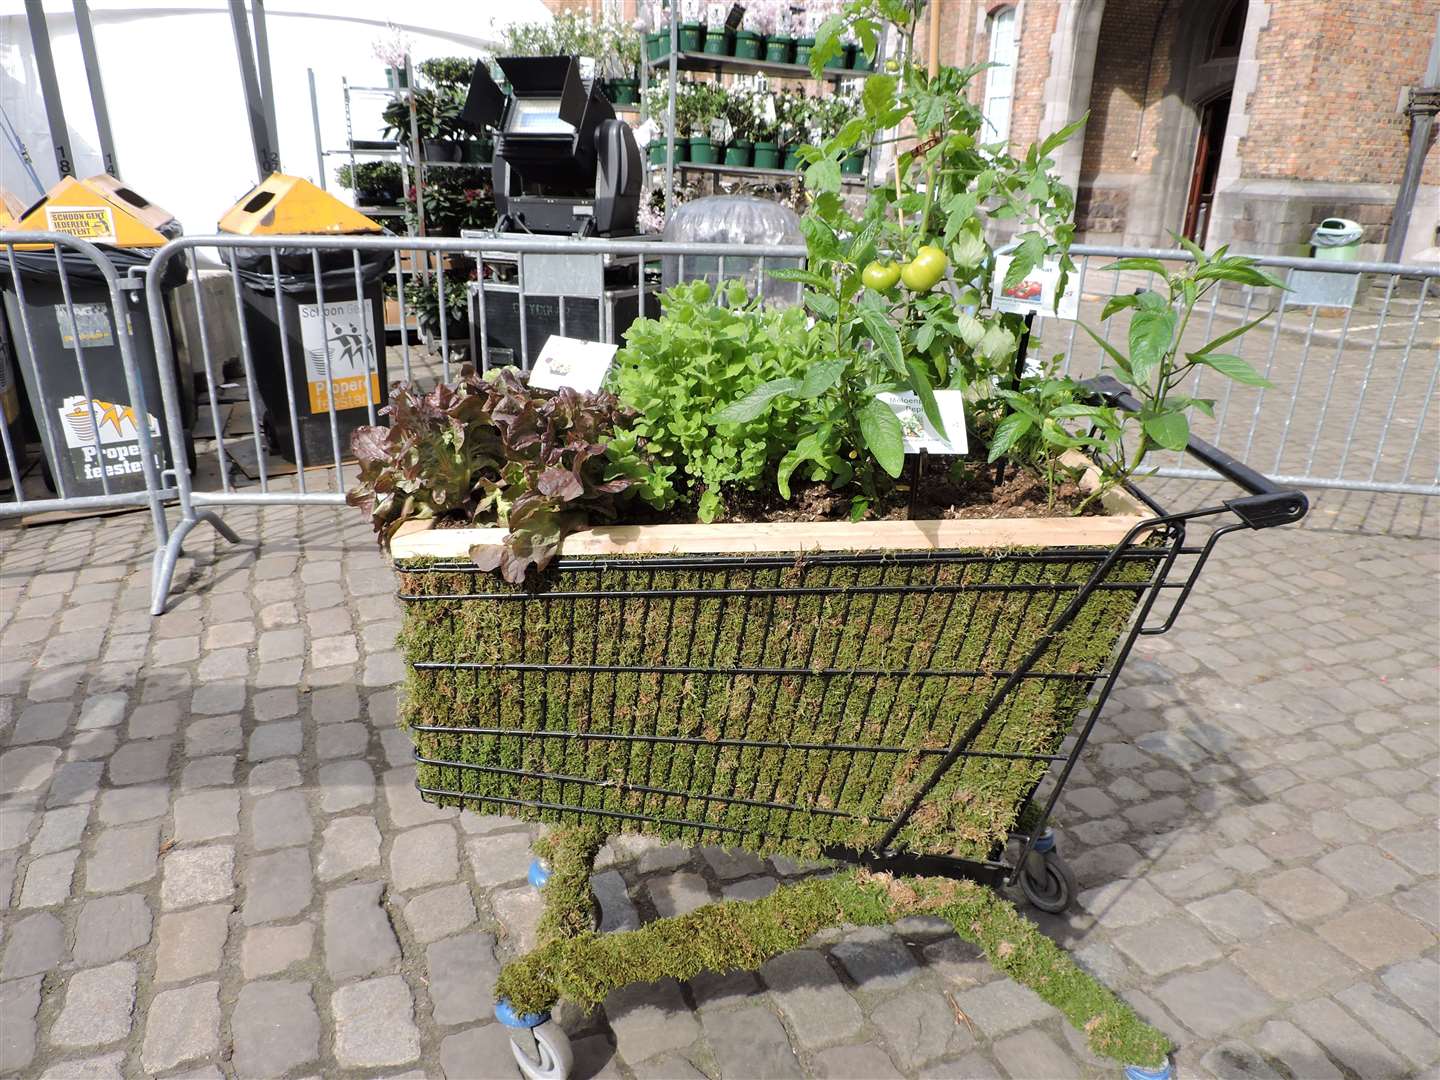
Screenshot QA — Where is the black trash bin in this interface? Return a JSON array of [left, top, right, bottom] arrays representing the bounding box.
[[218, 173, 389, 467], [0, 175, 195, 499]]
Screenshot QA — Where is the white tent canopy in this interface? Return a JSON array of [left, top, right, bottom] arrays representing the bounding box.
[[0, 0, 551, 231]]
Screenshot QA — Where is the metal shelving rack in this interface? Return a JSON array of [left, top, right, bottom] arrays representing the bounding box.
[[641, 14, 888, 214]]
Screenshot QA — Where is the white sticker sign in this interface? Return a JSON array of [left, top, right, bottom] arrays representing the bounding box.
[[878, 389, 969, 455], [298, 299, 380, 413], [528, 335, 618, 394], [992, 255, 1080, 320]]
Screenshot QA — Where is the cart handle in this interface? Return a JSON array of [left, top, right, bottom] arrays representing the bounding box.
[[1084, 375, 1309, 530]]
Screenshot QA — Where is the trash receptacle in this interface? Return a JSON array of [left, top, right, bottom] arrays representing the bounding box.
[[0, 174, 194, 499], [218, 173, 389, 467], [1311, 218, 1364, 263]]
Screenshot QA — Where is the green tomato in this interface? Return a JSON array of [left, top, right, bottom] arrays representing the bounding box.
[[861, 259, 901, 291], [884, 59, 900, 73], [900, 245, 948, 292]]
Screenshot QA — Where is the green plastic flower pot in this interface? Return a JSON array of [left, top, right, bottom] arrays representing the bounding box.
[[689, 137, 719, 164], [462, 139, 491, 164], [851, 48, 874, 71], [752, 142, 782, 169], [794, 36, 815, 65], [826, 44, 849, 70], [763, 35, 794, 63], [675, 137, 691, 162], [782, 146, 802, 171], [723, 140, 754, 167], [648, 141, 668, 165], [735, 30, 762, 59], [646, 32, 667, 61], [841, 150, 867, 175], [612, 78, 640, 105], [679, 22, 704, 51], [703, 28, 733, 55]]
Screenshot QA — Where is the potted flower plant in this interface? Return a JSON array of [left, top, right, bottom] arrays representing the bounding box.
[[372, 23, 411, 88], [721, 86, 755, 166], [751, 91, 783, 169], [684, 81, 721, 164], [335, 161, 404, 207]]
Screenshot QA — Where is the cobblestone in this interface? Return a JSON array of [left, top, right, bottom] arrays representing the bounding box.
[[73, 893, 151, 964], [323, 880, 400, 980], [50, 962, 136, 1047], [2, 484, 1435, 1079], [332, 975, 421, 1067], [231, 980, 320, 1077], [140, 982, 221, 1073], [155, 904, 231, 982]]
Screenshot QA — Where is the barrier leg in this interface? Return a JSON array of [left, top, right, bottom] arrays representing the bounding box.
[[150, 507, 244, 615]]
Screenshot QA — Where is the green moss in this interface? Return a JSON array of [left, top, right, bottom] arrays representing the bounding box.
[[534, 826, 606, 945], [493, 868, 1171, 1068], [398, 549, 1154, 861]]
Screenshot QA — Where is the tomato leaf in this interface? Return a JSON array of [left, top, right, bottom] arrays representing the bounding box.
[[858, 398, 905, 477]]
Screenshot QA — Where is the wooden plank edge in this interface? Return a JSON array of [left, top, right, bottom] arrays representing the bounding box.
[[389, 515, 1152, 560]]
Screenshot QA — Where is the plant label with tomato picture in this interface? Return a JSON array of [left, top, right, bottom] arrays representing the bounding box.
[[529, 336, 618, 395], [877, 390, 969, 455], [993, 256, 1080, 320]]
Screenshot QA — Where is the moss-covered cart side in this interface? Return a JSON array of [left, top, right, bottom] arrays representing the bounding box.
[[389, 444, 1307, 1080]]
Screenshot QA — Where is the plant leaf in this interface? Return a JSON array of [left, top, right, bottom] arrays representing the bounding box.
[[1098, 257, 1168, 275], [986, 412, 1032, 463], [905, 359, 946, 438], [1192, 309, 1275, 356], [858, 398, 905, 477], [1142, 411, 1190, 451], [1128, 309, 1175, 385], [713, 377, 801, 424], [799, 359, 847, 399], [1079, 322, 1135, 380], [858, 307, 905, 377], [1187, 352, 1272, 387]]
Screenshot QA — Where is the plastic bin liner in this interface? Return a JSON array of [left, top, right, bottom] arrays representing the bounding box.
[[0, 241, 188, 290], [227, 247, 393, 296], [660, 195, 804, 305]]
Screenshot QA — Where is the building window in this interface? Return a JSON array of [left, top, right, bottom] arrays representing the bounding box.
[[983, 6, 1018, 143], [1209, 0, 1247, 59]]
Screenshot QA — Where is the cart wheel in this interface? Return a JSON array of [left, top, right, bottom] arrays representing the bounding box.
[[1020, 848, 1077, 914], [496, 1002, 573, 1080]]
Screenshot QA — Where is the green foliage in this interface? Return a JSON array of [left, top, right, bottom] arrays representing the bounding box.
[[1073, 240, 1284, 499], [334, 161, 403, 203], [398, 272, 470, 338], [495, 863, 1170, 1068], [400, 166, 494, 236], [418, 56, 479, 87], [609, 281, 830, 521], [398, 548, 1151, 854], [348, 368, 664, 580], [502, 11, 640, 78]]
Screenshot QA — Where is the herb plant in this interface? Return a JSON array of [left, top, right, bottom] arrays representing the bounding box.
[[610, 280, 825, 521], [348, 367, 666, 580]]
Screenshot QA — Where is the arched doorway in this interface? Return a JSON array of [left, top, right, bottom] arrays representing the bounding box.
[[1181, 0, 1246, 243]]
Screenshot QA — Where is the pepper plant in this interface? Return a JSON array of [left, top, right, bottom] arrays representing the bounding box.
[[1062, 238, 1283, 500]]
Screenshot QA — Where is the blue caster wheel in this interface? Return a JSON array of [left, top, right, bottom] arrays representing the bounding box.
[[496, 1000, 574, 1080], [528, 858, 552, 889], [1019, 830, 1077, 914], [1124, 1061, 1173, 1079]]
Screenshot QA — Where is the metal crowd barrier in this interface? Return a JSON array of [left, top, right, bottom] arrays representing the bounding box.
[[0, 232, 173, 567], [0, 231, 1431, 613], [1043, 245, 1439, 498]]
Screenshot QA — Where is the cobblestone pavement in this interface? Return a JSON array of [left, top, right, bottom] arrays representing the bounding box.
[[0, 482, 1436, 1080]]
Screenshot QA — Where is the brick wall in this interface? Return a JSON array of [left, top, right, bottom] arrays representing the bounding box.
[[1008, 2, 1059, 155], [1077, 0, 1180, 180], [1242, 0, 1440, 188]]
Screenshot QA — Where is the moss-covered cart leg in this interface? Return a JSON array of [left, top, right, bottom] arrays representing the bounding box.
[[492, 828, 1172, 1079]]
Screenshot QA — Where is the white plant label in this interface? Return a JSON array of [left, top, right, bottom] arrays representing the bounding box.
[[529, 335, 618, 394], [992, 255, 1080, 320], [878, 389, 969, 455]]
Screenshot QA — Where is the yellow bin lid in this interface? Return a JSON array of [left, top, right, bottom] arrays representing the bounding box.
[[219, 173, 384, 235], [0, 188, 26, 229], [7, 173, 177, 248]]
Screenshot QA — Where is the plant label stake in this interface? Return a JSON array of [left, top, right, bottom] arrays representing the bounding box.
[[529, 335, 618, 394]]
